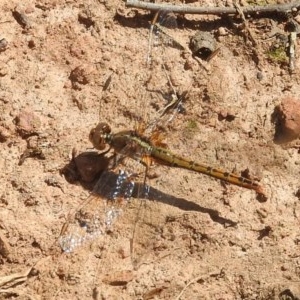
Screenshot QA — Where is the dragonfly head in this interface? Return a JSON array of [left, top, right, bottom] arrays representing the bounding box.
[[89, 122, 111, 150]]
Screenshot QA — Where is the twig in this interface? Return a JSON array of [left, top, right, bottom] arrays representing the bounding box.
[[125, 0, 300, 16], [234, 1, 257, 46], [286, 20, 299, 72], [175, 269, 223, 300], [175, 275, 203, 300], [288, 31, 297, 73]]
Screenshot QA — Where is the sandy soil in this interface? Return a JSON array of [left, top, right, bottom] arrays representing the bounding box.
[[0, 0, 300, 299]]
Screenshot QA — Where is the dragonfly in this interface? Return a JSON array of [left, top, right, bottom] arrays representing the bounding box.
[[58, 11, 265, 265], [59, 118, 265, 257], [88, 123, 264, 195]]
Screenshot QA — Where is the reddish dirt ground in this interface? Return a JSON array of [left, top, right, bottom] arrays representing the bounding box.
[[0, 0, 300, 299]]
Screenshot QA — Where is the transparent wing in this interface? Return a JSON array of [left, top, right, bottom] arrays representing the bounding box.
[[59, 167, 135, 253], [147, 10, 185, 66], [130, 184, 169, 268], [145, 11, 188, 133]]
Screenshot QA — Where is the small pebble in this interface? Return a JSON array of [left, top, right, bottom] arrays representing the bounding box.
[[69, 64, 96, 86], [273, 96, 300, 144], [0, 38, 8, 52], [218, 27, 228, 36], [15, 110, 41, 137]]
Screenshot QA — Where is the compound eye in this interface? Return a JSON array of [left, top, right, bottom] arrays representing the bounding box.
[[89, 126, 106, 150], [100, 123, 111, 134]]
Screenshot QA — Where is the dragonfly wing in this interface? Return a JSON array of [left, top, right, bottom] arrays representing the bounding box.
[[152, 11, 184, 53], [59, 193, 108, 253], [147, 10, 184, 67], [146, 10, 189, 134], [59, 164, 135, 253], [130, 191, 164, 267]]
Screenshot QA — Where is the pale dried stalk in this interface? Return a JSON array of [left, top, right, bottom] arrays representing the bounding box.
[[126, 0, 300, 16]]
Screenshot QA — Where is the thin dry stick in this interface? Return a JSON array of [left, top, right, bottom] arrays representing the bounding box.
[[289, 31, 297, 72], [175, 275, 203, 300], [126, 0, 300, 16], [175, 269, 222, 300], [234, 0, 257, 46]]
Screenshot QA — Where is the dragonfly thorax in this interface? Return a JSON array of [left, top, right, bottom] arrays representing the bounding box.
[[89, 122, 112, 150]]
